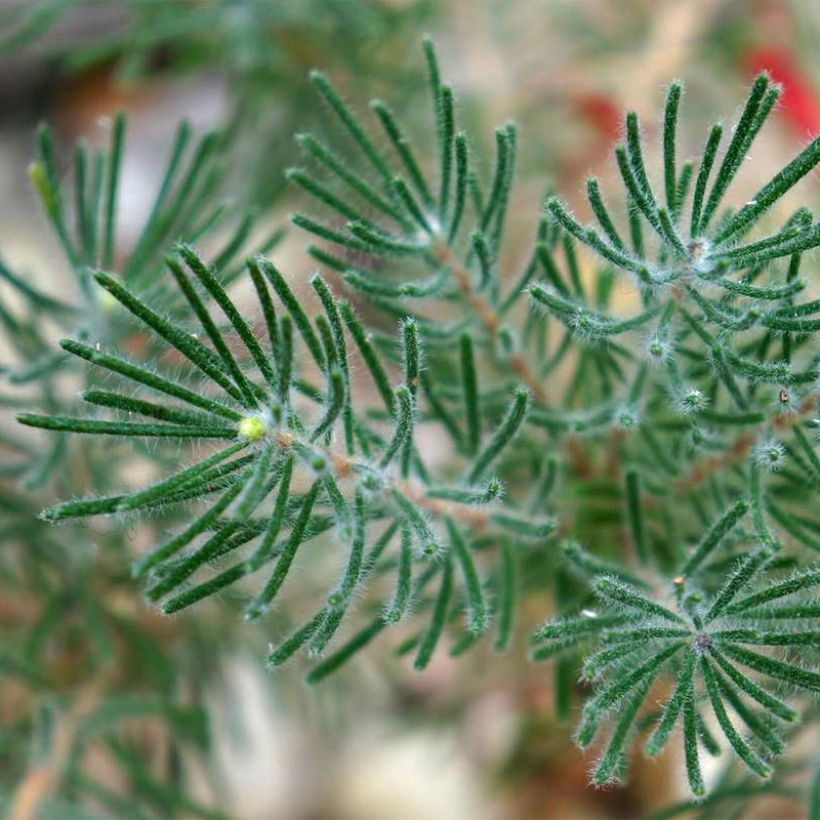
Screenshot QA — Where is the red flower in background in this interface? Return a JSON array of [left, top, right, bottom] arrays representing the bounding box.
[[572, 91, 622, 145], [743, 46, 820, 137]]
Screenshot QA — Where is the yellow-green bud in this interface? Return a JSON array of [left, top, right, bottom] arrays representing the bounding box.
[[238, 415, 268, 441]]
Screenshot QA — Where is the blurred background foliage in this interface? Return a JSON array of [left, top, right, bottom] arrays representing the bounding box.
[[0, 1, 818, 818]]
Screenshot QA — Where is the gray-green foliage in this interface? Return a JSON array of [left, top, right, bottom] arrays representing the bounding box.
[[8, 39, 820, 803]]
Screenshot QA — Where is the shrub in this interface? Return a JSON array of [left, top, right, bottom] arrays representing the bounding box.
[[8, 36, 820, 809]]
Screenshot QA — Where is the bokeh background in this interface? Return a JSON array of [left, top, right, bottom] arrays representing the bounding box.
[[1, 1, 818, 818]]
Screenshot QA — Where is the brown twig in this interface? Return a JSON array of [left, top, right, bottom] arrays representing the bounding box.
[[675, 392, 819, 493], [396, 478, 491, 528], [433, 240, 548, 405], [271, 429, 492, 528]]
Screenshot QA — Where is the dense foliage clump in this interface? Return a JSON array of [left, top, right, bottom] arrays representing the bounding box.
[[6, 33, 819, 811]]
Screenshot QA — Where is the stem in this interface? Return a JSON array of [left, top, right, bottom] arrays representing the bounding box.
[[433, 240, 547, 404]]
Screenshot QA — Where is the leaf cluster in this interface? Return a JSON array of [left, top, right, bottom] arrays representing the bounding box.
[[7, 37, 820, 804]]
